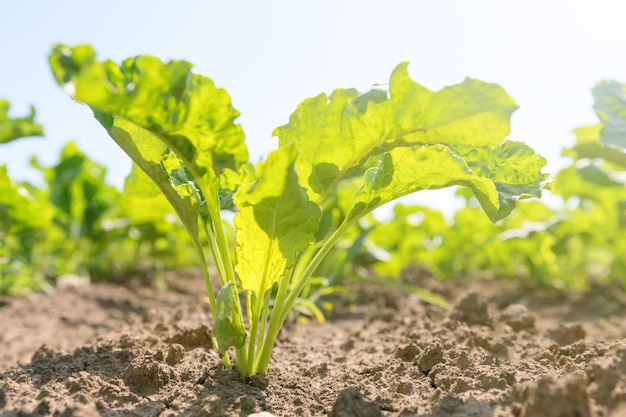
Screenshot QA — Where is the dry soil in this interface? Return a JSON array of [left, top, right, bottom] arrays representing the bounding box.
[[1, 268, 626, 417]]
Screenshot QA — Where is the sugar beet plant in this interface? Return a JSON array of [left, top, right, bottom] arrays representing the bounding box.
[[49, 44, 548, 377], [0, 100, 47, 294]]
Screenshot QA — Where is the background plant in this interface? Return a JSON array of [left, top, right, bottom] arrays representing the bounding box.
[[0, 100, 48, 294], [0, 100, 196, 294], [357, 80, 626, 292]]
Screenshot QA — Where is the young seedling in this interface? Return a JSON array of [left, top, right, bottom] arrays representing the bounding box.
[[49, 44, 549, 378]]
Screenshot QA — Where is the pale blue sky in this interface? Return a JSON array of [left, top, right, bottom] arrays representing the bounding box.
[[2, 1, 626, 209]]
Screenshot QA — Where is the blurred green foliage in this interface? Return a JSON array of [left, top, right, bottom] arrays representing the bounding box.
[[1, 103, 196, 294], [358, 81, 626, 291]]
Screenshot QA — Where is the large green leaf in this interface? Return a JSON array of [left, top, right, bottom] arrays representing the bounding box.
[[234, 147, 321, 295], [346, 141, 546, 224], [49, 44, 248, 203], [274, 62, 518, 203], [0, 99, 44, 144]]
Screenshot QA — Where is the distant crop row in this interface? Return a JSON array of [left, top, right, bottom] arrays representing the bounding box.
[[2, 59, 625, 296], [1, 102, 195, 294]]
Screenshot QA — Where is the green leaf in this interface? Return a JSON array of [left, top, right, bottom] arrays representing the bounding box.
[[0, 204, 10, 238], [120, 163, 178, 226], [0, 166, 52, 233], [234, 147, 321, 295], [214, 282, 246, 355], [274, 62, 518, 203], [451, 141, 549, 220], [0, 99, 44, 144], [219, 164, 255, 211], [593, 80, 626, 150], [49, 44, 248, 205], [346, 145, 494, 220], [33, 141, 118, 237], [553, 164, 626, 207], [564, 124, 626, 169], [346, 141, 546, 224], [93, 112, 201, 242], [367, 204, 448, 278], [577, 160, 626, 187]]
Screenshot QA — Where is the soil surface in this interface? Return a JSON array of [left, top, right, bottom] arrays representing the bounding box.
[[2, 268, 626, 417]]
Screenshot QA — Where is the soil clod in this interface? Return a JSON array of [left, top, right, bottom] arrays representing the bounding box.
[[166, 343, 185, 365], [329, 387, 383, 417], [122, 354, 178, 394]]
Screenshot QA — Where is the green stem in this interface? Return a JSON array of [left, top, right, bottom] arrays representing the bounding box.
[[253, 219, 356, 375], [198, 202, 247, 372], [252, 290, 272, 373], [208, 205, 249, 372], [221, 351, 232, 369], [244, 280, 274, 375], [202, 220, 227, 287], [190, 234, 231, 372], [214, 217, 233, 279], [197, 220, 235, 371], [238, 220, 279, 376], [290, 243, 317, 288], [253, 265, 294, 375], [191, 237, 217, 316], [246, 292, 260, 373], [180, 161, 249, 373]]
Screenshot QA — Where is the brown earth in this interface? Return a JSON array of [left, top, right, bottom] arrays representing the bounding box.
[[1, 268, 626, 417]]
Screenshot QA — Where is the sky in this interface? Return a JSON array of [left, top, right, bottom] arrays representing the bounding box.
[[2, 0, 626, 212]]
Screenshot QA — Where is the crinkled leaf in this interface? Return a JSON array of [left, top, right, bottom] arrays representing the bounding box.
[[593, 80, 626, 150], [347, 141, 547, 224], [274, 62, 518, 203], [214, 282, 246, 355], [0, 99, 44, 144], [219, 164, 255, 211], [49, 44, 248, 205], [346, 145, 497, 221], [451, 141, 547, 186], [234, 147, 321, 295], [451, 141, 549, 219]]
